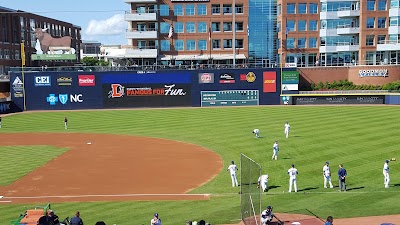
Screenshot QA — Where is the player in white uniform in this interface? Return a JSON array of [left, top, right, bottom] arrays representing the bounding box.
[[288, 164, 298, 192], [272, 141, 279, 160], [252, 129, 260, 138], [284, 122, 290, 138], [383, 159, 390, 188], [258, 174, 269, 192], [323, 161, 334, 188], [227, 160, 239, 187]]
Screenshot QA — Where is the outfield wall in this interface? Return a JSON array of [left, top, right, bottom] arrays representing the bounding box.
[[9, 68, 287, 111]]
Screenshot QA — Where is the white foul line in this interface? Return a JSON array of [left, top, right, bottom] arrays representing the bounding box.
[[0, 201, 12, 203], [3, 193, 210, 199]]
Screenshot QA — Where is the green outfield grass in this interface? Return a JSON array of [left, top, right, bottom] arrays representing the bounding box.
[[0, 106, 399, 225]]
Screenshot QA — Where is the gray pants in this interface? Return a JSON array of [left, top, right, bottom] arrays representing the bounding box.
[[339, 178, 346, 191]]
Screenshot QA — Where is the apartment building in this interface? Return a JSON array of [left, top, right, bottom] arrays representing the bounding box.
[[124, 0, 277, 66], [0, 6, 81, 75]]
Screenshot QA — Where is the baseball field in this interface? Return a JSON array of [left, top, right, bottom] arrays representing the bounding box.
[[0, 106, 399, 225]]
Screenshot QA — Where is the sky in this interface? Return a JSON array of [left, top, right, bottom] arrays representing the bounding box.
[[0, 0, 130, 45]]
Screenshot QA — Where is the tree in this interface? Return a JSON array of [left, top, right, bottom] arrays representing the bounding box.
[[82, 57, 98, 66]]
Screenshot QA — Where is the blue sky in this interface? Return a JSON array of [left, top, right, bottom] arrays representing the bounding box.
[[0, 0, 130, 45]]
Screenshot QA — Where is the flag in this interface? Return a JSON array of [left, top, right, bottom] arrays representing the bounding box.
[[168, 24, 174, 39], [247, 24, 249, 37], [208, 22, 212, 41]]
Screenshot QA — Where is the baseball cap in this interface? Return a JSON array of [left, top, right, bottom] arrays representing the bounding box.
[[267, 206, 272, 209], [292, 164, 295, 167], [386, 159, 389, 163], [326, 161, 329, 164], [154, 213, 159, 217]]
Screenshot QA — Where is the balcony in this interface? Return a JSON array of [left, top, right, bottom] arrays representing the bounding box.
[[124, 0, 157, 3], [320, 11, 339, 20], [320, 29, 339, 37], [125, 10, 157, 21], [337, 7, 360, 17], [103, 46, 158, 58], [320, 42, 359, 53], [389, 26, 400, 34], [389, 8, 400, 17], [336, 24, 360, 35], [377, 40, 400, 51], [126, 28, 157, 39]]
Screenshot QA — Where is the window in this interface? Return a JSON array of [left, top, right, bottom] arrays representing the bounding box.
[[378, 35, 386, 44], [277, 39, 281, 49], [298, 38, 306, 48], [378, 17, 387, 28], [198, 22, 207, 33], [287, 38, 295, 48], [212, 22, 220, 31], [161, 40, 170, 51], [298, 20, 307, 31], [174, 22, 184, 33], [174, 4, 184, 16], [138, 40, 147, 49], [186, 40, 196, 50], [309, 37, 317, 48], [367, 17, 375, 28], [137, 23, 146, 31], [160, 5, 169, 16], [379, 0, 387, 10], [309, 20, 317, 31], [298, 3, 307, 14], [198, 4, 207, 15], [235, 22, 244, 31], [287, 20, 295, 31], [235, 4, 244, 13], [367, 0, 376, 10], [366, 35, 375, 45], [391, 0, 400, 8], [223, 22, 232, 31], [310, 3, 318, 14], [277, 21, 281, 32], [212, 39, 221, 49], [390, 16, 399, 26], [186, 4, 195, 15], [235, 39, 243, 48], [287, 3, 296, 14], [175, 40, 184, 51], [136, 6, 146, 13], [15, 50, 20, 60], [212, 4, 220, 14], [160, 22, 170, 33], [277, 4, 282, 15], [223, 4, 232, 13], [198, 40, 207, 50], [223, 39, 232, 48]]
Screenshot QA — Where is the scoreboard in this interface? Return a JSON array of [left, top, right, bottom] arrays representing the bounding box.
[[201, 90, 259, 107]]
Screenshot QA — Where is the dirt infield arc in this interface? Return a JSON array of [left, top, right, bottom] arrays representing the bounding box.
[[0, 133, 223, 203]]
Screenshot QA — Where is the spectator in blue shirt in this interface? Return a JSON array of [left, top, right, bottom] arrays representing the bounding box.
[[70, 211, 83, 225], [338, 164, 347, 192], [325, 216, 333, 225]]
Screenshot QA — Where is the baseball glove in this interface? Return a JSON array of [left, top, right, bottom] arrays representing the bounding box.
[[391, 158, 396, 161]]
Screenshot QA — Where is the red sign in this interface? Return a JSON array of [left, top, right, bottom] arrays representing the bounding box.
[[263, 72, 276, 93], [78, 75, 95, 86], [240, 74, 247, 81]]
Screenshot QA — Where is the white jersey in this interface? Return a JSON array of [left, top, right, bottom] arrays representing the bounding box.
[[284, 123, 290, 131], [258, 175, 269, 183], [273, 143, 279, 151], [288, 168, 298, 178], [228, 164, 238, 174], [383, 163, 389, 173], [323, 165, 331, 177], [253, 129, 259, 134]]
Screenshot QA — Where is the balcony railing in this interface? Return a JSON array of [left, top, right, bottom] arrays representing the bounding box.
[[378, 40, 400, 44], [336, 24, 359, 28], [125, 9, 157, 14], [126, 28, 157, 32]]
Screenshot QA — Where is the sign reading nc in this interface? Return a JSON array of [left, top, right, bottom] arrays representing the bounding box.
[[46, 94, 83, 105]]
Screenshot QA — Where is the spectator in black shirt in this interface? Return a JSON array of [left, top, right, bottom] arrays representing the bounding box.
[[64, 117, 68, 129], [49, 210, 60, 225]]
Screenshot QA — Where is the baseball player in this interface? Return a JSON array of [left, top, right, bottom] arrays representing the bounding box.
[[288, 164, 298, 192], [272, 141, 279, 160], [284, 122, 290, 138], [151, 213, 162, 225], [323, 162, 333, 188], [252, 129, 260, 138], [258, 174, 269, 192], [383, 159, 390, 188], [64, 116, 68, 129], [0, 116, 2, 128], [260, 206, 276, 225], [227, 160, 239, 187], [338, 164, 347, 192]]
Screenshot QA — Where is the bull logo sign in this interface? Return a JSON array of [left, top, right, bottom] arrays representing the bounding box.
[[31, 28, 76, 60]]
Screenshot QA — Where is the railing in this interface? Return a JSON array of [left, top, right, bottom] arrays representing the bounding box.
[[378, 40, 400, 44], [0, 74, 10, 80], [126, 28, 157, 32], [336, 24, 359, 28], [122, 45, 158, 50], [125, 9, 157, 14], [337, 6, 360, 11]]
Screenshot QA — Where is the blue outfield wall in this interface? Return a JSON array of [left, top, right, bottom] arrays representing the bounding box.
[[9, 68, 282, 111]]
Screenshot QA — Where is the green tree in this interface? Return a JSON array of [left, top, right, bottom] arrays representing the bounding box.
[[82, 57, 98, 66]]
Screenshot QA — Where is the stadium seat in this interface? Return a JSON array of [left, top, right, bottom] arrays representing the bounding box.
[[19, 209, 45, 224]]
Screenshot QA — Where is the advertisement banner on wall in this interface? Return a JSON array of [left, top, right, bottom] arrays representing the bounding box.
[[78, 75, 96, 86], [282, 84, 299, 91], [282, 71, 299, 84], [12, 76, 24, 98], [263, 71, 277, 93], [219, 73, 235, 83], [198, 73, 214, 84], [103, 83, 192, 108], [294, 96, 385, 105]]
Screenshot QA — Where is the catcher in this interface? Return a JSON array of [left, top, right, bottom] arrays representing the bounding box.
[[261, 206, 284, 225]]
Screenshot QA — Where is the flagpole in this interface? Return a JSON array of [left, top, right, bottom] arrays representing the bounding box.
[[233, 0, 236, 67]]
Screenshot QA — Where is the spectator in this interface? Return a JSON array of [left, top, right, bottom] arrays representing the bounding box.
[[338, 164, 347, 192], [150, 213, 162, 225], [38, 215, 51, 225], [49, 210, 60, 225], [70, 211, 84, 225], [95, 222, 106, 225], [325, 216, 333, 225]]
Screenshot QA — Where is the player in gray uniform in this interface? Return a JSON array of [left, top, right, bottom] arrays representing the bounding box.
[[64, 116, 68, 129]]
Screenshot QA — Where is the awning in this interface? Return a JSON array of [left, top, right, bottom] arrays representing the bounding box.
[[104, 54, 157, 59], [159, 54, 247, 60]]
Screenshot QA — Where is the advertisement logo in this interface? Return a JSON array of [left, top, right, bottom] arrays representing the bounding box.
[[12, 76, 24, 98], [57, 77, 73, 86], [282, 84, 299, 91], [109, 84, 125, 98], [0, 102, 10, 113], [358, 69, 388, 78], [46, 94, 83, 105], [246, 72, 256, 82], [282, 96, 290, 105], [78, 75, 95, 86], [219, 73, 235, 83], [263, 72, 277, 93], [198, 73, 214, 84], [34, 76, 51, 86]]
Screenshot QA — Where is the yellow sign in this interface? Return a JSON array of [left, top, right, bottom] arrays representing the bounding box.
[[246, 72, 256, 82], [20, 43, 26, 66]]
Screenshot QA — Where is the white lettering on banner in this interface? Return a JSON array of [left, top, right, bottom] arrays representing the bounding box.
[[164, 84, 186, 96], [70, 94, 83, 102], [358, 69, 388, 78]]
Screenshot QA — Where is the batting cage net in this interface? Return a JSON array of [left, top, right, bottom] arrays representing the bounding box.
[[240, 153, 262, 225]]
